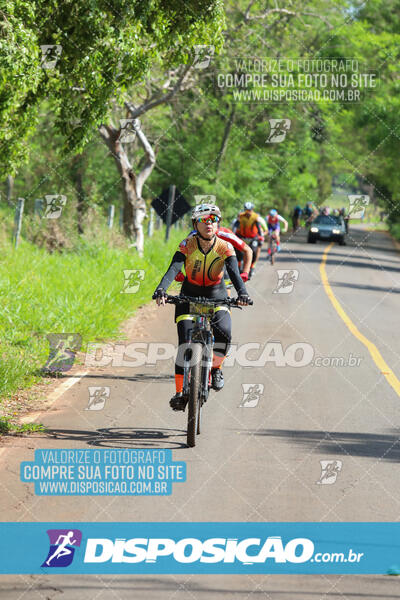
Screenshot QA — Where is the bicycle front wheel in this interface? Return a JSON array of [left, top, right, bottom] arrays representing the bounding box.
[[187, 343, 202, 448]]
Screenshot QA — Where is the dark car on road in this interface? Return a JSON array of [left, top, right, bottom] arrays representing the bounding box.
[[307, 215, 346, 245]]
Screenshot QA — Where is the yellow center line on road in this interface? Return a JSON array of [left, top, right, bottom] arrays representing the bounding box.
[[320, 242, 400, 398]]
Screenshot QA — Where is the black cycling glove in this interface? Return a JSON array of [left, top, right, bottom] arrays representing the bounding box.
[[238, 294, 252, 306], [152, 288, 167, 300]]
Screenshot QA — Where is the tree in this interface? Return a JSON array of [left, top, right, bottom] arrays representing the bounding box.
[[0, 0, 224, 176]]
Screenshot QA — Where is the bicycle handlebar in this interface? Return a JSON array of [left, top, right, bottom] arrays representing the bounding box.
[[152, 293, 253, 307]]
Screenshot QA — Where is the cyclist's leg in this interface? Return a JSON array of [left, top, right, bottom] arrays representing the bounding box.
[[171, 305, 194, 409], [275, 226, 281, 250], [267, 228, 273, 253], [210, 308, 231, 390], [254, 239, 262, 263], [248, 239, 258, 277]]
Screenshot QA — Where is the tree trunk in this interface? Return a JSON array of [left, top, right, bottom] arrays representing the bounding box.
[[6, 175, 13, 206], [71, 153, 86, 234], [99, 124, 148, 256], [215, 104, 236, 176]]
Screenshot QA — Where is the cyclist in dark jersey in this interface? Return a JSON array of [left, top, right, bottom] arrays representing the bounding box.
[[153, 203, 251, 411]]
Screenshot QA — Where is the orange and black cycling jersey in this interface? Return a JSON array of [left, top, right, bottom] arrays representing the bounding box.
[[155, 233, 247, 299], [178, 235, 234, 286], [234, 211, 262, 238]]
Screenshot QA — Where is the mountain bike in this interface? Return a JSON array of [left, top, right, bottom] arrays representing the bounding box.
[[162, 294, 253, 447]]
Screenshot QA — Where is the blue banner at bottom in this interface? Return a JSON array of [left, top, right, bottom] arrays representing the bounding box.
[[1, 523, 399, 574]]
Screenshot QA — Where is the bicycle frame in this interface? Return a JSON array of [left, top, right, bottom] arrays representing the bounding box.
[[182, 315, 213, 403], [157, 293, 252, 447]]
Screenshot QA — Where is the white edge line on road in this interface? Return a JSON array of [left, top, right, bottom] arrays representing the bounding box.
[[0, 371, 89, 460]]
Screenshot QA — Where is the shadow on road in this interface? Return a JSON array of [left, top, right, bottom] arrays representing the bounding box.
[[330, 281, 400, 294], [276, 248, 400, 265], [241, 429, 400, 462], [39, 372, 174, 382], [262, 255, 400, 273], [45, 427, 187, 449]]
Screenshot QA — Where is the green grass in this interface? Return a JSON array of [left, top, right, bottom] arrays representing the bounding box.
[[389, 222, 400, 242], [0, 215, 184, 400], [0, 416, 46, 435]]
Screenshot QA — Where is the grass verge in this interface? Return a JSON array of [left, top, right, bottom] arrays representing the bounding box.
[[0, 216, 183, 405]]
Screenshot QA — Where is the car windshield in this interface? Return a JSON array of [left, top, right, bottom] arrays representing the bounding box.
[[314, 215, 341, 225]]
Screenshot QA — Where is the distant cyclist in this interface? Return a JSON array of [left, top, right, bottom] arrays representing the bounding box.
[[303, 201, 317, 225], [292, 205, 303, 231], [266, 209, 288, 252], [340, 206, 349, 233], [232, 202, 264, 278], [153, 203, 251, 411]]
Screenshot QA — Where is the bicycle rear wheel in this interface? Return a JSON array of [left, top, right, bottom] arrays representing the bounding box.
[[187, 343, 202, 447], [269, 239, 275, 264]]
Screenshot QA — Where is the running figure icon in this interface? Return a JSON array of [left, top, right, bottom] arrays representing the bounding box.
[[41, 529, 82, 568], [46, 531, 77, 566]]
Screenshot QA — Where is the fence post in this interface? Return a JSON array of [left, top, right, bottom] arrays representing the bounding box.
[[165, 185, 176, 242], [14, 197, 24, 248], [147, 207, 154, 237], [155, 213, 161, 230], [34, 198, 43, 217], [107, 205, 115, 228]]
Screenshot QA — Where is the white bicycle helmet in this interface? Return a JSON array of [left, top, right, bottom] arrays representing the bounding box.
[[244, 202, 254, 211], [191, 203, 221, 222]]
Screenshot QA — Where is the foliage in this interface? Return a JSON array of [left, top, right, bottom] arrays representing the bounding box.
[[0, 0, 224, 175], [0, 204, 184, 399]]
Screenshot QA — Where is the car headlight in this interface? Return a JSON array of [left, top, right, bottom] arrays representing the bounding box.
[[332, 228, 341, 234], [310, 227, 319, 233]]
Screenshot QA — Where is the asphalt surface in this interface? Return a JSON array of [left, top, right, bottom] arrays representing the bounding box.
[[1, 225, 400, 598]]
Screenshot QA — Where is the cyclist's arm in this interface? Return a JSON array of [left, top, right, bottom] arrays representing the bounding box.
[[232, 218, 240, 234], [218, 230, 252, 275], [278, 215, 288, 231], [225, 255, 248, 296], [154, 251, 185, 292], [255, 220, 263, 236]]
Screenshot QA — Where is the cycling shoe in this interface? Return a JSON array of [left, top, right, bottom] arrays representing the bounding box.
[[170, 392, 187, 411], [211, 368, 224, 391]]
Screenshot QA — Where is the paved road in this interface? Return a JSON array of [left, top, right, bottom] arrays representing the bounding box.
[[1, 226, 400, 598]]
